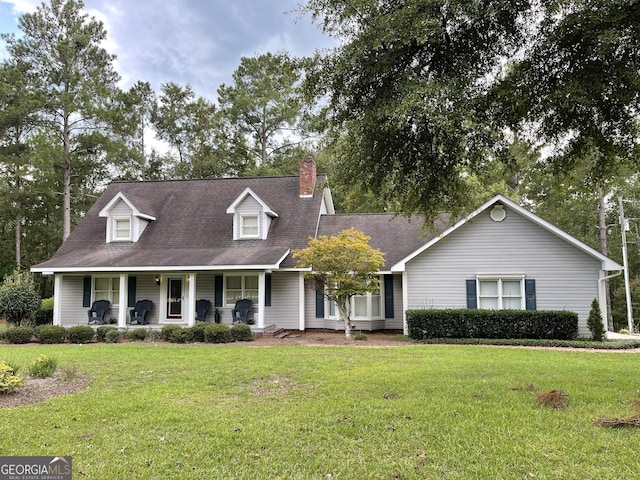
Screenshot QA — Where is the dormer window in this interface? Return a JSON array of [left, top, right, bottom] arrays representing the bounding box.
[[227, 187, 278, 241], [241, 214, 259, 238], [113, 218, 132, 241], [99, 192, 156, 244]]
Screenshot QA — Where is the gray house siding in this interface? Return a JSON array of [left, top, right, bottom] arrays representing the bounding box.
[[264, 272, 301, 329], [406, 208, 602, 337], [384, 274, 404, 330], [59, 275, 89, 325], [132, 274, 160, 324]]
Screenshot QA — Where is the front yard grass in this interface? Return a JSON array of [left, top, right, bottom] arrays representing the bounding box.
[[1, 344, 639, 479]]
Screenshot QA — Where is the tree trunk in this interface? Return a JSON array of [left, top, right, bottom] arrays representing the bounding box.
[[336, 295, 352, 339], [598, 186, 613, 331], [62, 115, 72, 241]]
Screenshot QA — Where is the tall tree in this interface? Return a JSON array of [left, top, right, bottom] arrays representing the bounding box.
[[0, 61, 41, 270], [497, 0, 640, 170], [218, 52, 309, 169], [1, 0, 120, 240], [304, 0, 533, 219], [304, 0, 640, 219]]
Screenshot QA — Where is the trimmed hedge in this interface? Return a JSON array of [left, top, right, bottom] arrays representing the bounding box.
[[66, 325, 95, 344], [4, 326, 35, 344], [35, 325, 67, 344], [96, 326, 118, 342], [204, 324, 232, 343], [407, 309, 578, 341], [160, 325, 183, 342], [230, 323, 253, 342]]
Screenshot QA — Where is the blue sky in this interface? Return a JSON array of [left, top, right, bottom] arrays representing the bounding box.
[[0, 0, 336, 99]]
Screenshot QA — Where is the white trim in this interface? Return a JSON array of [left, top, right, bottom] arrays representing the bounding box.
[[298, 272, 305, 331], [226, 187, 278, 217], [391, 194, 623, 272], [187, 273, 196, 326], [402, 271, 408, 335], [239, 213, 260, 239], [118, 274, 127, 328], [53, 275, 62, 326], [98, 192, 156, 221]]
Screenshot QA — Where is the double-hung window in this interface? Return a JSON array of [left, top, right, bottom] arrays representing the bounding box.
[[225, 275, 259, 305], [113, 217, 131, 241], [477, 276, 524, 310], [240, 215, 259, 238], [94, 276, 120, 309]]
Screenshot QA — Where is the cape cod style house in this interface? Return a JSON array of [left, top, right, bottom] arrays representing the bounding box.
[[32, 158, 622, 337]]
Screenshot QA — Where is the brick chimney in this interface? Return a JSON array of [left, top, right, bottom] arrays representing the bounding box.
[[299, 157, 316, 197]]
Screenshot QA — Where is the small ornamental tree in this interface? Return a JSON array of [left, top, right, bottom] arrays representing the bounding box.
[[587, 298, 606, 342], [293, 228, 385, 338]]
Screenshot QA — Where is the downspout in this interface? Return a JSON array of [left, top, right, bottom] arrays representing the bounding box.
[[598, 270, 622, 332]]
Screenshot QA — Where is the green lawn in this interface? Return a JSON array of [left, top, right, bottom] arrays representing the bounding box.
[[1, 343, 639, 479]]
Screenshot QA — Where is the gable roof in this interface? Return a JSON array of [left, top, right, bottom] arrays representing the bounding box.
[[33, 175, 327, 273], [225, 187, 278, 217], [98, 191, 156, 220], [391, 194, 623, 272], [317, 213, 448, 271]]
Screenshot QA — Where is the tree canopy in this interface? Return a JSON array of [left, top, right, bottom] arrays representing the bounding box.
[[304, 0, 640, 219]]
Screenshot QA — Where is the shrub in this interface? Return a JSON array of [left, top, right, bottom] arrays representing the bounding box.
[[354, 332, 368, 341], [28, 354, 57, 379], [204, 324, 232, 343], [126, 328, 148, 342], [34, 297, 54, 326], [96, 325, 118, 342], [190, 323, 207, 342], [35, 325, 67, 344], [0, 284, 41, 327], [169, 328, 194, 343], [160, 325, 182, 342], [407, 309, 579, 341], [0, 361, 23, 393], [587, 299, 606, 341], [230, 323, 253, 342], [105, 329, 121, 343], [66, 325, 95, 344], [4, 326, 34, 344]]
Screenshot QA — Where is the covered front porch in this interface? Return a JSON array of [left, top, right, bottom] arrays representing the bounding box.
[[51, 270, 297, 331]]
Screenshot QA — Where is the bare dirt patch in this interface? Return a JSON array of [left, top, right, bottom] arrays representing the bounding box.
[[252, 330, 411, 347], [0, 371, 92, 409]]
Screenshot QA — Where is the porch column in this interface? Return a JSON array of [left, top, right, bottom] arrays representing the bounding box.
[[257, 272, 265, 328], [118, 274, 127, 329], [187, 273, 196, 326], [53, 274, 62, 326], [402, 271, 409, 335], [298, 272, 305, 331]]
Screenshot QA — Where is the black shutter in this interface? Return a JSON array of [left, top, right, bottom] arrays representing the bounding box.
[[384, 274, 394, 319], [127, 276, 137, 307], [82, 276, 92, 307], [315, 290, 325, 318], [265, 274, 272, 307], [466, 279, 477, 309], [214, 275, 223, 307], [525, 279, 536, 310]]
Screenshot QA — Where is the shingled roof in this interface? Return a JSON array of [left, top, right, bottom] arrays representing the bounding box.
[[317, 213, 449, 271], [34, 174, 328, 272]]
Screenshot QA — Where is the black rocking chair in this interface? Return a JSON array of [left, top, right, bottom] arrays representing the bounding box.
[[231, 299, 253, 324], [88, 300, 111, 325], [130, 299, 153, 325], [195, 299, 211, 322]]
